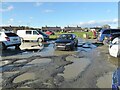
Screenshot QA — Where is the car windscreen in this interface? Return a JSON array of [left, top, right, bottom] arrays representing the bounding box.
[[5, 33, 18, 37], [59, 34, 73, 40], [37, 30, 47, 36]]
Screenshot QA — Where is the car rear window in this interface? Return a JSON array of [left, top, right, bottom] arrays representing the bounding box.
[[111, 29, 120, 33], [5, 33, 18, 37], [103, 30, 110, 34]]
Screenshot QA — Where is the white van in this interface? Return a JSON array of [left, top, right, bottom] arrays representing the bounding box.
[[17, 30, 45, 42]]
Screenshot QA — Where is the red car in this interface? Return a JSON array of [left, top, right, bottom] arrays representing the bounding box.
[[45, 31, 55, 35]]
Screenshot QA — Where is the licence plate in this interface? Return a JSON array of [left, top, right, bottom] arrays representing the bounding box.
[[57, 46, 65, 47]]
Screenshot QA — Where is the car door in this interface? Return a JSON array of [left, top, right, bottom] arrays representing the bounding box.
[[33, 30, 39, 41]]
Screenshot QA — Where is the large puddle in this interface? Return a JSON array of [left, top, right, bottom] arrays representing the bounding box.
[[108, 55, 120, 67], [26, 58, 51, 66], [13, 72, 35, 83], [96, 72, 113, 88], [58, 56, 90, 80]]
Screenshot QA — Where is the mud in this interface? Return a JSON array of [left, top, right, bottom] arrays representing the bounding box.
[[96, 72, 113, 88], [0, 40, 118, 89]]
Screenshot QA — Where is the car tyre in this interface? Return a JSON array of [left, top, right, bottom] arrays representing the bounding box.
[[37, 38, 43, 45], [70, 45, 74, 51], [15, 44, 21, 50], [2, 43, 7, 50]]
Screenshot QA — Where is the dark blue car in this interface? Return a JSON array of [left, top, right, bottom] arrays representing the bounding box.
[[98, 29, 120, 42], [55, 34, 78, 50], [112, 68, 120, 90]]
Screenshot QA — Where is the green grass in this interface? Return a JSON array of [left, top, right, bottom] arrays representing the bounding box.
[[49, 32, 93, 39]]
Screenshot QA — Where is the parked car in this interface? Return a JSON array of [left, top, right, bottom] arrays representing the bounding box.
[[97, 29, 120, 43], [110, 32, 120, 41], [102, 32, 120, 45], [0, 29, 21, 50], [112, 68, 120, 90], [54, 34, 78, 50], [45, 30, 55, 35], [109, 37, 120, 58], [36, 30, 49, 41], [17, 30, 49, 42]]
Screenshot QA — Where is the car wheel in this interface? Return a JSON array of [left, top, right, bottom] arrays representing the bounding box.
[[15, 44, 20, 49], [70, 45, 74, 51], [2, 43, 7, 50], [37, 38, 43, 45], [38, 38, 43, 42]]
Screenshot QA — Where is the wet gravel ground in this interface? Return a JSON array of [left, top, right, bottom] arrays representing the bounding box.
[[0, 39, 119, 89]]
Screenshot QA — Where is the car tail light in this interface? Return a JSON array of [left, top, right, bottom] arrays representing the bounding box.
[[5, 37, 10, 41], [109, 36, 112, 40]]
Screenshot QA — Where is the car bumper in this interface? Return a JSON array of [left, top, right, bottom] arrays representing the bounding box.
[[56, 45, 72, 50], [3, 42, 21, 47]]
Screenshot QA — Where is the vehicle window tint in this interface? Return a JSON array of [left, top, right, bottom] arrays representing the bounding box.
[[26, 31, 32, 35], [107, 29, 120, 33], [103, 30, 110, 34], [33, 31, 38, 35], [5, 33, 18, 37], [73, 35, 76, 39], [59, 34, 73, 39]]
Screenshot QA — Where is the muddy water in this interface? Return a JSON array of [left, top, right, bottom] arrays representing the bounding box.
[[26, 58, 51, 66], [96, 72, 113, 88], [108, 55, 120, 67], [59, 56, 90, 80], [13, 72, 35, 83], [20, 42, 44, 50]]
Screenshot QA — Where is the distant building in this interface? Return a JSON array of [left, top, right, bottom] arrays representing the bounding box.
[[90, 27, 102, 32], [0, 26, 41, 33], [42, 26, 61, 32], [63, 26, 82, 32]]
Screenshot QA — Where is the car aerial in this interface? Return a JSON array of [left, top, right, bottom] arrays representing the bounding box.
[[45, 30, 55, 35], [17, 30, 49, 42], [109, 36, 120, 58], [0, 29, 21, 50], [112, 68, 120, 90], [97, 29, 120, 43], [54, 34, 78, 51]]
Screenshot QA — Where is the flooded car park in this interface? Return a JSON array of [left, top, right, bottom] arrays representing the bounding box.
[[0, 38, 119, 89]]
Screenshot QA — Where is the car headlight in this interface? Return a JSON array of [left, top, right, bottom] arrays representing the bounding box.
[[66, 43, 71, 45]]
